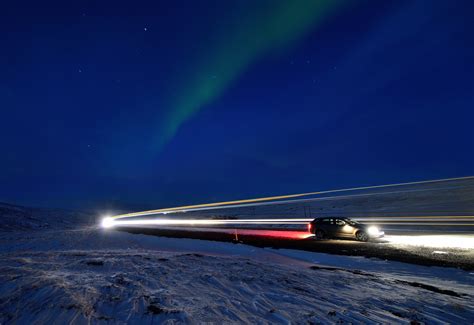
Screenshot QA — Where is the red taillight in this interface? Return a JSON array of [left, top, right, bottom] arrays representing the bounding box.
[[307, 223, 313, 233]]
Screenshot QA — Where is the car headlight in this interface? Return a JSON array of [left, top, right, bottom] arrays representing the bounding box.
[[101, 216, 115, 228], [367, 226, 380, 236]]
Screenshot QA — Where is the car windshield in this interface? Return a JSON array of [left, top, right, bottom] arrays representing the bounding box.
[[344, 219, 359, 226]]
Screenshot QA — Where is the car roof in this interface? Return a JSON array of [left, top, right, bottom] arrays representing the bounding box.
[[313, 216, 346, 220]]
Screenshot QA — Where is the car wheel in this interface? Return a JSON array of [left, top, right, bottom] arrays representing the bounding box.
[[356, 231, 368, 242], [315, 230, 325, 240]]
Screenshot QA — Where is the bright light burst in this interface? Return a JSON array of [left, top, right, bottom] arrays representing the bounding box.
[[101, 217, 115, 229], [367, 226, 381, 236]]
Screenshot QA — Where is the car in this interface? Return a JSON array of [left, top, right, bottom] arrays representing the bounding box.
[[308, 217, 384, 241]]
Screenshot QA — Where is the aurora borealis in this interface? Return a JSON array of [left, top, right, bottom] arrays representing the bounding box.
[[157, 0, 342, 149], [0, 0, 473, 210]]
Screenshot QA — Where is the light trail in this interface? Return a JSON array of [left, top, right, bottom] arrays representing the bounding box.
[[110, 175, 474, 220], [102, 217, 474, 229], [385, 235, 474, 250], [129, 186, 455, 217], [103, 218, 312, 228], [101, 176, 474, 250], [354, 216, 474, 220], [363, 223, 474, 226], [204, 228, 314, 240]]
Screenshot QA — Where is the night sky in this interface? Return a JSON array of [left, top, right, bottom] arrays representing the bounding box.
[[1, 0, 473, 211]]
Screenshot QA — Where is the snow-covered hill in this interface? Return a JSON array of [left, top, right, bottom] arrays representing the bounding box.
[[1, 224, 473, 323], [180, 178, 474, 220], [0, 202, 92, 231]]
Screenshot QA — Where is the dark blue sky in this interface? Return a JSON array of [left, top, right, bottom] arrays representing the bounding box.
[[1, 0, 473, 211]]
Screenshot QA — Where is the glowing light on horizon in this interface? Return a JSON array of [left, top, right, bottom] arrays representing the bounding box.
[[101, 216, 115, 228]]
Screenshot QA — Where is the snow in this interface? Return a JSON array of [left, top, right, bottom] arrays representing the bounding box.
[[1, 223, 473, 324], [0, 202, 91, 231], [1, 202, 473, 323]]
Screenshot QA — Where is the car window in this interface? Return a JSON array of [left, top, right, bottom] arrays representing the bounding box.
[[345, 219, 359, 226], [321, 218, 332, 224], [335, 219, 345, 226]]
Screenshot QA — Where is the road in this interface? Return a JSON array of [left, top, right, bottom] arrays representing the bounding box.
[[116, 226, 474, 270], [107, 177, 474, 269]]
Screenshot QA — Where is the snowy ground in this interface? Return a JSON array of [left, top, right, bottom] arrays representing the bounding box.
[[1, 223, 473, 324]]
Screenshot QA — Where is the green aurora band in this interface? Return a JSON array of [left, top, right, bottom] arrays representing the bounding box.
[[156, 0, 343, 150]]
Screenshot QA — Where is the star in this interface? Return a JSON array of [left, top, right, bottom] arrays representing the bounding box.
[[144, 27, 148, 31]]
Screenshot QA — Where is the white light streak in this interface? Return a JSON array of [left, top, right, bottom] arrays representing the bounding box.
[[103, 218, 314, 228], [110, 176, 474, 220], [385, 235, 474, 250]]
